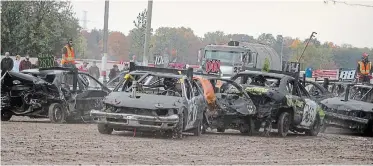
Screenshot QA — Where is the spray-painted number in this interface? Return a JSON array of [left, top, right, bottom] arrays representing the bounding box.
[[205, 60, 221, 73], [155, 56, 164, 65], [339, 70, 356, 80], [234, 66, 242, 73]]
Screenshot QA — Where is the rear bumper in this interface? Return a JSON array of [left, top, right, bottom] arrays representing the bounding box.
[[90, 109, 179, 130]]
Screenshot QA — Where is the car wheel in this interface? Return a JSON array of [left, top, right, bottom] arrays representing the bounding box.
[[48, 103, 66, 123], [363, 121, 373, 137], [278, 112, 291, 137], [97, 123, 113, 134], [305, 114, 321, 136], [1, 110, 12, 121], [217, 127, 225, 133], [192, 118, 202, 136], [173, 112, 184, 139], [254, 120, 261, 132], [240, 117, 255, 136]]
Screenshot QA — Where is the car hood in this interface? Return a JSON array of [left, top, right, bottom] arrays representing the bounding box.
[[3, 71, 46, 84], [321, 97, 373, 112], [104, 92, 184, 109]]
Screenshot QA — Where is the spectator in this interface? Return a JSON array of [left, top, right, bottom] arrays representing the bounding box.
[[1, 52, 14, 76], [12, 55, 21, 72], [78, 61, 89, 72], [88, 61, 100, 79], [19, 55, 32, 71], [109, 64, 119, 80]]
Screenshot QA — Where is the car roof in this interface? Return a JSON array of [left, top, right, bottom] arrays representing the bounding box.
[[236, 70, 293, 79]]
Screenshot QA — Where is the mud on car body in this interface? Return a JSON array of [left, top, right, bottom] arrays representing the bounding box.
[[1, 67, 110, 123], [193, 75, 257, 135], [231, 70, 325, 137], [320, 83, 373, 136], [90, 63, 206, 138]]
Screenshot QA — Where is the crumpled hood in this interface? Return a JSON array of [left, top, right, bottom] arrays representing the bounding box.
[[321, 97, 373, 112], [104, 92, 184, 110], [243, 85, 285, 102]]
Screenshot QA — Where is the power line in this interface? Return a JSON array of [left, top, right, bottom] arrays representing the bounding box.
[[324, 0, 373, 8]]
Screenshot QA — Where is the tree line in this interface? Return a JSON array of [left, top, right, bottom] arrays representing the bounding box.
[[2, 1, 372, 69]]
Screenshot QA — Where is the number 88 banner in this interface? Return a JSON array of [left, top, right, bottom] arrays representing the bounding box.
[[339, 69, 356, 81]]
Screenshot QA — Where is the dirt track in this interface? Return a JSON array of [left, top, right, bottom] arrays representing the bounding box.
[[1, 117, 373, 165]]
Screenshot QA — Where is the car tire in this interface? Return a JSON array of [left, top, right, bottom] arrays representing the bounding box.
[[217, 127, 225, 133], [192, 118, 202, 136], [305, 114, 321, 136], [278, 112, 291, 137], [97, 123, 113, 134], [240, 117, 255, 136], [254, 120, 261, 132], [48, 103, 66, 123], [363, 121, 373, 137], [173, 112, 184, 139], [1, 110, 12, 121]]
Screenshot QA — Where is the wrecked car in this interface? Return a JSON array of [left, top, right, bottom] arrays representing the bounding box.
[[90, 63, 206, 139], [320, 83, 373, 136], [193, 75, 257, 135], [231, 70, 325, 137], [1, 67, 110, 123]]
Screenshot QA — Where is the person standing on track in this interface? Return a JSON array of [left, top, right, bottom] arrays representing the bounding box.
[[61, 38, 76, 68], [356, 53, 372, 83]]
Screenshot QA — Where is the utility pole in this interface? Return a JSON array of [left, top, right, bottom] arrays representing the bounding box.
[[297, 32, 317, 63], [280, 35, 284, 69], [102, 0, 109, 83], [143, 0, 153, 66], [82, 11, 88, 30]]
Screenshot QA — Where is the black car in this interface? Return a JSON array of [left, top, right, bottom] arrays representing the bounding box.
[[231, 70, 325, 137], [192, 76, 257, 135], [320, 83, 373, 136], [1, 67, 110, 123], [90, 63, 206, 139]]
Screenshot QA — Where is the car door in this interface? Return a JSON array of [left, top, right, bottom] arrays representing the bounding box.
[[183, 78, 204, 130], [74, 73, 110, 114], [304, 81, 332, 102], [297, 82, 319, 127]]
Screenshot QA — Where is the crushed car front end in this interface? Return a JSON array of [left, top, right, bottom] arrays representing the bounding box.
[[91, 92, 183, 132]]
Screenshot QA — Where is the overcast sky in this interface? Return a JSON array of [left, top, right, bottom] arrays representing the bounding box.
[[72, 0, 373, 48]]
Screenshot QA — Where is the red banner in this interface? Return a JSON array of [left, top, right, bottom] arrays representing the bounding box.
[[312, 69, 339, 80], [205, 59, 221, 73]]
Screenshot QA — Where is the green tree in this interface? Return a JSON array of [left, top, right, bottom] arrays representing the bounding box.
[[128, 8, 152, 61], [203, 31, 229, 45], [1, 1, 81, 57], [262, 58, 270, 72]]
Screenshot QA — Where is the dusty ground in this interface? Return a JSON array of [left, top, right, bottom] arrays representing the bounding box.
[[1, 117, 373, 165]]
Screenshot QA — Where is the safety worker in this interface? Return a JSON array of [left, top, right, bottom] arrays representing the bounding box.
[[356, 53, 372, 83], [61, 38, 76, 68]]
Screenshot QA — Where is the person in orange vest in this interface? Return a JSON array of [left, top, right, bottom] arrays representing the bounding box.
[[356, 53, 372, 83], [61, 38, 76, 68]]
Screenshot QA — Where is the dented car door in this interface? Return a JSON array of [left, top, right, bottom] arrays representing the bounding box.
[[75, 73, 110, 112], [183, 79, 201, 130]]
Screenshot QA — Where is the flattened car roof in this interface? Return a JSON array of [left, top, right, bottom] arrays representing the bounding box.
[[235, 70, 293, 79]]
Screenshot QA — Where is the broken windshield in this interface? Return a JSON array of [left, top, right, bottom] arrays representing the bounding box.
[[233, 74, 281, 88], [204, 50, 242, 66]]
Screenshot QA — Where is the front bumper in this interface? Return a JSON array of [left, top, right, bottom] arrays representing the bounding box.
[[90, 109, 179, 130]]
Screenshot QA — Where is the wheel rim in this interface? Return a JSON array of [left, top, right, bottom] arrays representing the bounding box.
[[54, 107, 62, 121]]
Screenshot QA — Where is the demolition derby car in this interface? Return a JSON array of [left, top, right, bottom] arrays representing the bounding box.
[[90, 63, 206, 138], [320, 83, 373, 136], [231, 69, 325, 137], [1, 67, 110, 123], [192, 75, 257, 135]]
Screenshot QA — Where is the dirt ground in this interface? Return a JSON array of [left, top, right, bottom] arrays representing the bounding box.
[[1, 117, 373, 165]]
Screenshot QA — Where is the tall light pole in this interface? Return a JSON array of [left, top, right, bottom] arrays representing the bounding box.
[[102, 0, 109, 83], [280, 35, 284, 69], [143, 0, 153, 66]]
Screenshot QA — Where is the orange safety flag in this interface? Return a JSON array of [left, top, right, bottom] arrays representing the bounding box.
[[358, 61, 372, 75], [193, 76, 216, 105]]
